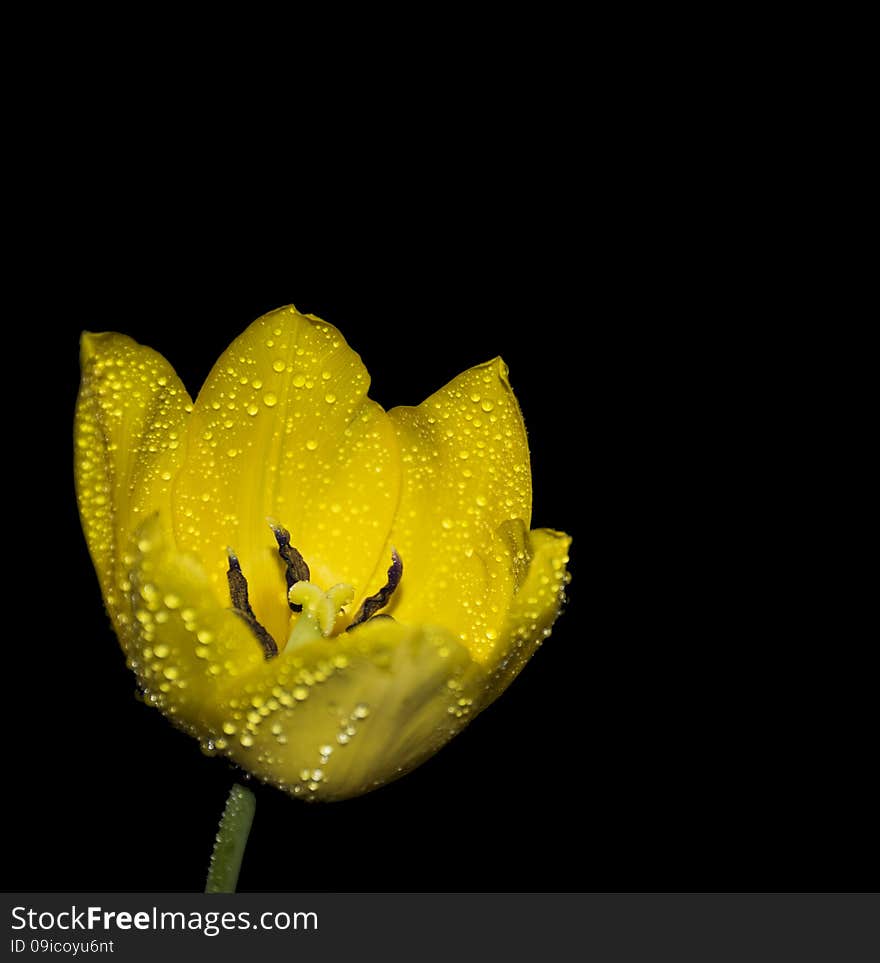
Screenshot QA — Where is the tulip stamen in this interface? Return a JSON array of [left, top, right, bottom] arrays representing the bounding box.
[[268, 520, 310, 613], [347, 548, 403, 631], [226, 549, 279, 660]]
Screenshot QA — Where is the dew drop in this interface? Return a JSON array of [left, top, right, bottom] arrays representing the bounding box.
[[247, 404, 259, 416], [292, 373, 306, 388], [324, 393, 336, 404], [273, 359, 286, 373], [305, 439, 318, 451], [263, 393, 278, 407]]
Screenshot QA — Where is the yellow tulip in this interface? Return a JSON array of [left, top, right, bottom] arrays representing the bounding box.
[[75, 305, 571, 801]]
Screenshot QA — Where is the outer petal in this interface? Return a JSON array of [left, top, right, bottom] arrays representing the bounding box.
[[214, 619, 481, 801], [75, 332, 192, 644], [387, 358, 532, 662], [477, 528, 572, 697], [173, 306, 401, 643], [127, 516, 265, 715]]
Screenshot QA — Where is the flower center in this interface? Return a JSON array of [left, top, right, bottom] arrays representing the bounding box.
[[286, 581, 355, 650], [226, 522, 403, 660]]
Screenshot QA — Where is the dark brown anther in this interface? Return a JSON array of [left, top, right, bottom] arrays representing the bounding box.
[[226, 549, 278, 659], [347, 548, 403, 631], [269, 521, 311, 612]]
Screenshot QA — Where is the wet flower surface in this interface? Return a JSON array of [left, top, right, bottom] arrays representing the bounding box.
[[75, 305, 571, 800]]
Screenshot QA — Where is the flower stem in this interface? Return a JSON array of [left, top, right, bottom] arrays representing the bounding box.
[[205, 783, 256, 893]]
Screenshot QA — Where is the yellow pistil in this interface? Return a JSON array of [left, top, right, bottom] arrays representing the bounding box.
[[286, 581, 355, 651]]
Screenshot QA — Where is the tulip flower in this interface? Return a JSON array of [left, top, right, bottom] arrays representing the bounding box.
[[75, 305, 571, 802]]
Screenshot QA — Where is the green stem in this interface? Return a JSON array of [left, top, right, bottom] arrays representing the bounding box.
[[205, 783, 256, 893]]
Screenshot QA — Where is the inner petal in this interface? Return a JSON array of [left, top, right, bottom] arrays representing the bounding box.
[[386, 357, 532, 657], [172, 306, 401, 643]]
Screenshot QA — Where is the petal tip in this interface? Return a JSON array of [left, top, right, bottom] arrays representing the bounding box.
[[481, 356, 510, 385], [79, 330, 124, 368], [79, 330, 98, 365]]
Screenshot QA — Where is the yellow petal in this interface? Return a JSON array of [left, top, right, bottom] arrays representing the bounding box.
[[210, 616, 480, 801], [387, 358, 532, 661], [127, 515, 264, 718], [172, 306, 402, 644], [478, 528, 572, 698], [75, 332, 192, 642]]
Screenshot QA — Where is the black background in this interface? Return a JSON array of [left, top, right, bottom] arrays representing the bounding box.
[[5, 211, 872, 894]]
